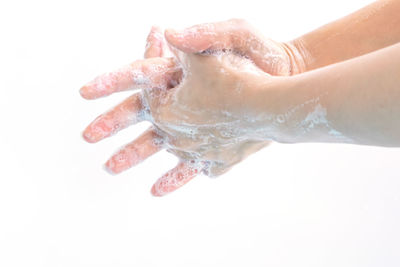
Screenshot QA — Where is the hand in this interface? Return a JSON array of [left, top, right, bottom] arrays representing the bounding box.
[[80, 27, 193, 197], [80, 27, 286, 197], [164, 19, 307, 76]]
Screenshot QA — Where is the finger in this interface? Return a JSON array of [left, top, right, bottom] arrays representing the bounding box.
[[144, 26, 165, 58], [82, 93, 148, 143], [79, 57, 178, 100], [104, 126, 164, 174], [164, 19, 249, 53], [150, 160, 202, 197]]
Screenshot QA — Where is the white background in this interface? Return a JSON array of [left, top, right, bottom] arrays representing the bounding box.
[[1, 0, 400, 266]]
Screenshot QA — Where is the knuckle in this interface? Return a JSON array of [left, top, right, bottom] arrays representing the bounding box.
[[225, 19, 253, 47], [166, 148, 201, 161], [140, 61, 151, 74], [228, 18, 249, 29], [150, 110, 167, 126], [204, 161, 231, 178]]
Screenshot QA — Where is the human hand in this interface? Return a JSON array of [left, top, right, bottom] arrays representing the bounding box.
[[80, 27, 191, 197], [80, 27, 289, 197], [164, 19, 307, 76], [144, 27, 273, 180]]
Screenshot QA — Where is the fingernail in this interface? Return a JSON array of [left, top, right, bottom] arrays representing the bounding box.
[[104, 156, 124, 174], [82, 122, 109, 143], [150, 184, 160, 196], [151, 184, 166, 197], [150, 25, 158, 32], [165, 28, 183, 40], [151, 25, 162, 34], [103, 162, 117, 176], [106, 147, 140, 174], [79, 86, 91, 99], [82, 129, 97, 143]]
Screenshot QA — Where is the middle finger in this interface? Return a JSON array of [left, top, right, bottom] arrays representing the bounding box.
[[82, 92, 148, 143]]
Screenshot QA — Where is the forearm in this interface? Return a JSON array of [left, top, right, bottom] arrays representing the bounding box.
[[288, 0, 400, 72], [283, 42, 400, 146]]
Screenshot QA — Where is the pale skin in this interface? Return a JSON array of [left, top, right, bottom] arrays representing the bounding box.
[[80, 0, 400, 196]]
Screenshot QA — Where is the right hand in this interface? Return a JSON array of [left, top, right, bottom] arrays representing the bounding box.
[[164, 18, 307, 76], [81, 26, 293, 196]]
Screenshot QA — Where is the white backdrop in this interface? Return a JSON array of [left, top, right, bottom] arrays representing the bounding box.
[[1, 0, 400, 266]]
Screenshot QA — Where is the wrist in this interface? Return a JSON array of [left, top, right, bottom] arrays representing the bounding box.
[[281, 38, 313, 74], [275, 72, 354, 144], [244, 75, 301, 142], [249, 72, 331, 143]]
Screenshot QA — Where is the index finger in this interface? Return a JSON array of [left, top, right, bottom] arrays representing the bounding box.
[[79, 57, 178, 100]]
